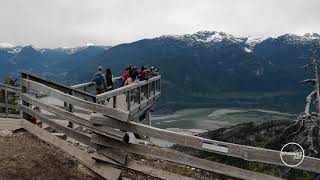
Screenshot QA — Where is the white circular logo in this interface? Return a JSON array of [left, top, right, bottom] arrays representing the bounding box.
[[280, 142, 305, 167]]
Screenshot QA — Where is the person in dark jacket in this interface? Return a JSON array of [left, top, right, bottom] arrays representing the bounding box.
[[92, 66, 106, 94]]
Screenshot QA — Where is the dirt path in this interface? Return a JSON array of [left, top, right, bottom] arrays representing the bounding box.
[[0, 130, 228, 180], [0, 130, 100, 180]]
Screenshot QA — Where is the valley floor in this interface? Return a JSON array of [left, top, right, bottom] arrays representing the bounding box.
[[152, 107, 296, 131]]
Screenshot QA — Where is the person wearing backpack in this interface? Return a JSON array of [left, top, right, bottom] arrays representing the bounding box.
[[92, 66, 106, 94]]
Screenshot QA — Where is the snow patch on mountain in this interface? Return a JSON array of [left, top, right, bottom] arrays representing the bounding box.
[[244, 47, 253, 53], [7, 48, 22, 54], [279, 33, 320, 43], [245, 37, 267, 48], [175, 31, 244, 44], [0, 43, 15, 48]]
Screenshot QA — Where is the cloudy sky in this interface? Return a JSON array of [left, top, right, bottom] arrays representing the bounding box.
[[1, 0, 319, 48]]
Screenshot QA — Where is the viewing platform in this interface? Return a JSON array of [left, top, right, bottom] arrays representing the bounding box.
[[0, 70, 319, 180]]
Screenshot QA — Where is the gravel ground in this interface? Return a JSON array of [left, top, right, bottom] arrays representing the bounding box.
[[0, 129, 223, 180], [0, 130, 100, 180]]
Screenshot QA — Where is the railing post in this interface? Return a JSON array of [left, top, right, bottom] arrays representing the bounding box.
[[4, 89, 8, 118], [127, 91, 131, 111], [159, 78, 161, 94], [146, 108, 151, 126], [67, 89, 74, 128], [21, 73, 32, 121], [0, 89, 4, 117], [153, 81, 156, 97], [138, 86, 141, 106], [147, 83, 150, 100], [113, 96, 117, 108]]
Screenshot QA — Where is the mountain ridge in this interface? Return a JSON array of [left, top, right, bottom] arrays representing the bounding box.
[[1, 30, 320, 112]]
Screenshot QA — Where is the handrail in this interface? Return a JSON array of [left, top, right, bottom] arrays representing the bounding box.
[[20, 71, 96, 102], [71, 76, 123, 89], [96, 75, 161, 102], [0, 83, 21, 93], [21, 78, 129, 121], [92, 114, 320, 174]]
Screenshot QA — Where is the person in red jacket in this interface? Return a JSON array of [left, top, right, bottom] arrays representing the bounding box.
[[139, 65, 149, 81], [31, 106, 40, 124]]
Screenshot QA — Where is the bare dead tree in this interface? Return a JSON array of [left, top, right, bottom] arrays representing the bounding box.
[[280, 43, 320, 158]]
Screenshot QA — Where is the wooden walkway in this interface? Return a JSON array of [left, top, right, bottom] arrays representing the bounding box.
[[1, 71, 319, 180]]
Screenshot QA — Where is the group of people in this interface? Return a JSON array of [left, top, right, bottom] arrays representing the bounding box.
[[92, 65, 159, 95], [122, 65, 159, 86]]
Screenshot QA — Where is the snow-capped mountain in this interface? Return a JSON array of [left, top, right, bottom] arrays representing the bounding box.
[[0, 44, 111, 81], [1, 30, 320, 112], [158, 31, 320, 53]]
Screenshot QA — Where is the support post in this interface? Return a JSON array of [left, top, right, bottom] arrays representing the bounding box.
[[67, 89, 74, 128], [21, 73, 32, 121], [146, 108, 151, 126], [138, 86, 141, 105], [4, 89, 8, 118], [153, 81, 156, 97], [0, 89, 4, 115], [147, 83, 150, 100], [113, 96, 117, 108], [127, 91, 131, 111]]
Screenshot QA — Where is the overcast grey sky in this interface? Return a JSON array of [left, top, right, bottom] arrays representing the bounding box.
[[1, 0, 319, 48]]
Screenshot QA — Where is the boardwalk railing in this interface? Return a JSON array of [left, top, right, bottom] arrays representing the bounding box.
[[1, 71, 319, 180], [71, 76, 123, 92], [18, 71, 282, 180], [96, 76, 161, 113], [0, 83, 21, 118]]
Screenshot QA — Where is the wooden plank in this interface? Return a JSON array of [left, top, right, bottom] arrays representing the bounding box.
[[91, 115, 320, 173], [21, 94, 126, 142], [21, 120, 122, 180], [71, 82, 94, 89], [126, 158, 196, 180], [0, 83, 21, 93], [0, 103, 19, 109], [91, 152, 195, 180], [91, 152, 122, 166], [21, 79, 129, 121], [51, 132, 67, 140], [21, 105, 93, 146], [56, 105, 92, 115], [0, 113, 21, 119], [92, 134, 128, 165], [71, 77, 121, 90], [91, 134, 283, 180], [20, 71, 96, 102], [96, 143, 128, 165], [0, 118, 22, 130]]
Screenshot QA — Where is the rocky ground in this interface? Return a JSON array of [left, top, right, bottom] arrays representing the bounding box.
[[0, 130, 101, 180], [0, 129, 230, 180]]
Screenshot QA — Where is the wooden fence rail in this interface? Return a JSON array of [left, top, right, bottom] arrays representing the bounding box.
[[20, 93, 283, 180]]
